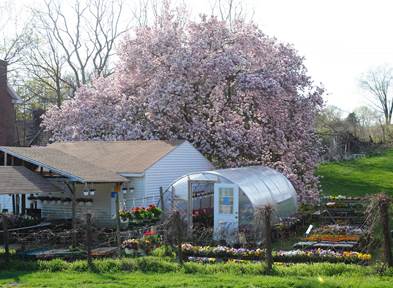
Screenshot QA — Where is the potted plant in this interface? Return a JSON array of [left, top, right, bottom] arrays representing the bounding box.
[[50, 197, 62, 204], [76, 198, 93, 206], [119, 210, 131, 223], [122, 239, 139, 256], [39, 196, 51, 204], [61, 197, 72, 206]]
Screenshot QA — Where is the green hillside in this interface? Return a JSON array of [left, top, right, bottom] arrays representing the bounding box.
[[317, 149, 393, 196]]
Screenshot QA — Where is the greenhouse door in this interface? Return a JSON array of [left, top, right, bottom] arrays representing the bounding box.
[[213, 183, 239, 242]]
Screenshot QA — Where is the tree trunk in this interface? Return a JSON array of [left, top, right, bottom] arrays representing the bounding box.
[[380, 199, 393, 267], [264, 206, 273, 274]]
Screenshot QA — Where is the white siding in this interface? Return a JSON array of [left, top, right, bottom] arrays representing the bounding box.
[[142, 141, 213, 206], [40, 182, 116, 226], [124, 176, 145, 208]]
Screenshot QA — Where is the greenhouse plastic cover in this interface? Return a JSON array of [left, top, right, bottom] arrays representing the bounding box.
[[165, 166, 298, 218], [209, 166, 298, 216]]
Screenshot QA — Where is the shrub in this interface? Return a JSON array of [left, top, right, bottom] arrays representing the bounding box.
[[37, 259, 68, 272], [183, 262, 267, 275], [119, 258, 138, 272], [183, 262, 209, 274], [135, 257, 179, 273], [68, 260, 89, 272], [276, 263, 367, 277], [91, 259, 122, 273], [151, 245, 176, 258]]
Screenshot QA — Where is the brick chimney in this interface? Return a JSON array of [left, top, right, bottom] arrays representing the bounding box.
[[0, 59, 17, 146]]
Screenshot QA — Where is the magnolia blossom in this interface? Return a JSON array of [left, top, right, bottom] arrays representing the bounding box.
[[42, 14, 324, 203]]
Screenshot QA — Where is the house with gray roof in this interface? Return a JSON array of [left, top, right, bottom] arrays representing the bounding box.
[[0, 140, 213, 226]]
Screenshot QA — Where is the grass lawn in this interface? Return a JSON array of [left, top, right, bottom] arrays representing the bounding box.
[[0, 270, 393, 288], [0, 258, 393, 288], [317, 149, 393, 196]]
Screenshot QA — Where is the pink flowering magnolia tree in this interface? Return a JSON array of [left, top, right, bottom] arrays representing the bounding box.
[[42, 15, 324, 202]]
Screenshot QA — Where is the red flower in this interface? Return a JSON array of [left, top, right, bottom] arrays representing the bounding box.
[[144, 230, 156, 236]]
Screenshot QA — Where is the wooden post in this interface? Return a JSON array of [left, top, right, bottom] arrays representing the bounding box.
[[2, 214, 9, 263], [114, 183, 122, 257], [86, 213, 92, 268], [21, 194, 26, 215], [171, 186, 175, 210], [3, 152, 7, 166], [264, 205, 273, 274], [187, 179, 193, 239], [12, 195, 16, 214], [174, 211, 183, 265], [71, 182, 77, 249], [159, 187, 165, 214], [15, 194, 20, 215], [380, 197, 393, 267]]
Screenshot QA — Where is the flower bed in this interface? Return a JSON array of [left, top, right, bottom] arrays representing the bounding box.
[[312, 225, 364, 235], [181, 244, 371, 265], [122, 231, 161, 256], [181, 243, 264, 260], [305, 234, 360, 242], [274, 249, 371, 264]]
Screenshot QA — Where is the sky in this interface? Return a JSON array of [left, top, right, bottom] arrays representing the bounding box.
[[5, 0, 393, 113], [189, 0, 393, 113]]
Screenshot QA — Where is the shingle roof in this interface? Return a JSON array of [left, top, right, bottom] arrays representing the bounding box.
[[48, 140, 184, 174], [0, 166, 61, 194], [0, 146, 127, 183], [0, 140, 184, 183]]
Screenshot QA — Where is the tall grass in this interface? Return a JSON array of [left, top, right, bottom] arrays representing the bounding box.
[[2, 257, 393, 277]]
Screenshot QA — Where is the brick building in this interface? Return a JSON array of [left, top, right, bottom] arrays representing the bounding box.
[[0, 59, 21, 146]]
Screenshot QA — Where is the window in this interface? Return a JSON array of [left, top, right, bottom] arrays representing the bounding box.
[[219, 187, 233, 214]]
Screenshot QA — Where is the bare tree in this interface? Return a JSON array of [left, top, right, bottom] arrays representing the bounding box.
[[0, 1, 32, 73], [129, 0, 188, 29], [24, 31, 69, 108], [27, 0, 128, 105], [360, 66, 393, 126], [354, 106, 384, 142], [210, 0, 253, 28]]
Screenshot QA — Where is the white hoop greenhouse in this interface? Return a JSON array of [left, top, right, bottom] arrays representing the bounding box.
[[160, 166, 298, 243]]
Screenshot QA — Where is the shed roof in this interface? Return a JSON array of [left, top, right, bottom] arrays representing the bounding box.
[[0, 140, 184, 183], [48, 140, 184, 174], [0, 166, 61, 194], [0, 146, 127, 183]]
